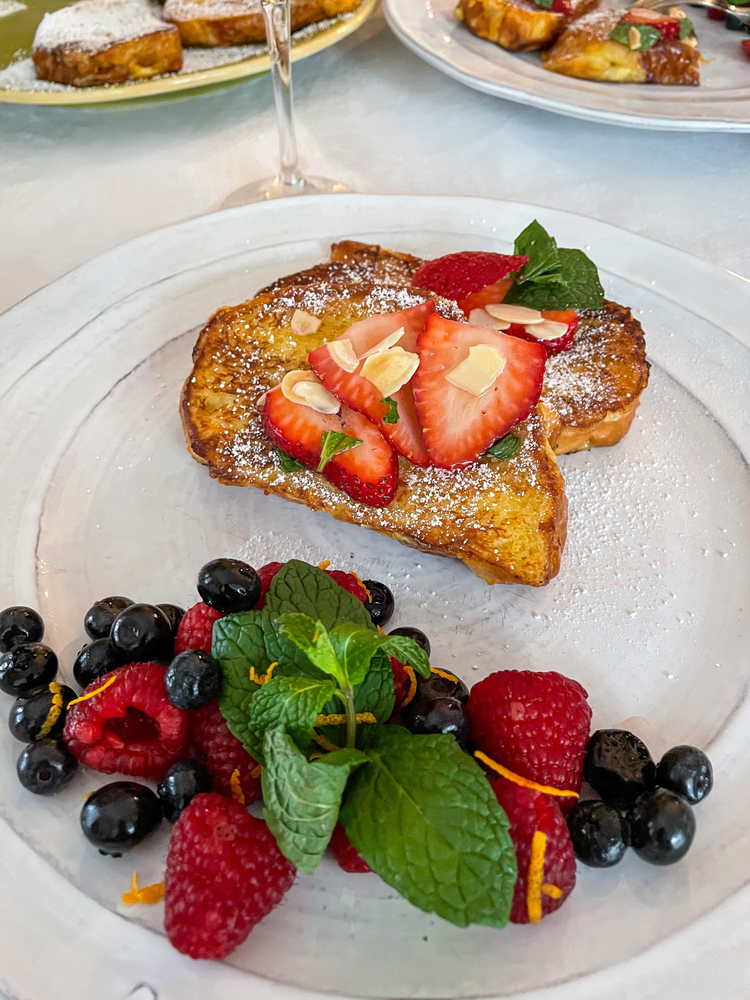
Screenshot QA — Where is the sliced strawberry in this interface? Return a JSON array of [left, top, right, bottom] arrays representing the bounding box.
[[505, 309, 578, 356], [308, 303, 433, 467], [550, 0, 574, 15], [413, 314, 546, 469], [262, 386, 398, 507], [459, 278, 514, 317], [412, 252, 528, 305], [622, 9, 681, 38], [742, 38, 750, 57]]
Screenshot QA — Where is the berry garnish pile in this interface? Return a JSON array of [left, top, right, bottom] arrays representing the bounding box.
[[0, 559, 713, 959], [265, 221, 606, 500]]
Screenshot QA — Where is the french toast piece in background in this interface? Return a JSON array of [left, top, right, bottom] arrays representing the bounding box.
[[163, 0, 360, 46], [454, 0, 600, 53]]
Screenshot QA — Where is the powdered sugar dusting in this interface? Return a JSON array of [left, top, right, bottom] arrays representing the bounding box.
[[33, 0, 173, 54]]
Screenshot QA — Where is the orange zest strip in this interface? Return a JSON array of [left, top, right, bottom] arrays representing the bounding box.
[[38, 681, 63, 739], [527, 831, 547, 924], [249, 662, 278, 686], [250, 764, 263, 779], [430, 667, 460, 683], [315, 712, 377, 726], [318, 560, 331, 570], [351, 572, 372, 603], [474, 752, 578, 799], [312, 732, 344, 753], [401, 664, 418, 708], [122, 872, 165, 906], [230, 768, 246, 804], [68, 674, 117, 706], [542, 883, 563, 899]]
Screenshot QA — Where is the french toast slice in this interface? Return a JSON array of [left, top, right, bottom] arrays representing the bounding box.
[[454, 0, 600, 53], [181, 281, 567, 587], [32, 0, 182, 87], [261, 242, 649, 456], [162, 0, 359, 46]]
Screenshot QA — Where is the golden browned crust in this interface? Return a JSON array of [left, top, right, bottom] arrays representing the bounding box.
[[32, 28, 182, 86], [164, 0, 358, 46], [454, 0, 599, 53], [180, 281, 568, 587], [542, 10, 702, 83], [258, 241, 423, 295]]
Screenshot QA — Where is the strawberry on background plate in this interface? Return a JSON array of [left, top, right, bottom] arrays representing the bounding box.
[[412, 314, 546, 469], [263, 386, 399, 507], [622, 7, 681, 38], [411, 252, 528, 315], [308, 303, 433, 467]]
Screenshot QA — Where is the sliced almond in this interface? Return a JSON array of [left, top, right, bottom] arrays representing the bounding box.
[[281, 370, 340, 414], [485, 303, 544, 325], [668, 6, 686, 17], [628, 25, 641, 49], [467, 308, 510, 331], [328, 339, 359, 373], [358, 327, 406, 359], [525, 319, 568, 341], [290, 309, 322, 337], [445, 344, 506, 397], [360, 346, 419, 397]]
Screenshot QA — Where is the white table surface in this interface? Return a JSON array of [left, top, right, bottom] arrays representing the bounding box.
[[1, 11, 750, 1000], [1, 7, 750, 315]]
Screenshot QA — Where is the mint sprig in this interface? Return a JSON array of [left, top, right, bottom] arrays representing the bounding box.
[[276, 448, 306, 473], [381, 397, 400, 424], [246, 675, 337, 763], [485, 433, 521, 461], [317, 431, 362, 472], [505, 220, 605, 311], [609, 20, 661, 50]]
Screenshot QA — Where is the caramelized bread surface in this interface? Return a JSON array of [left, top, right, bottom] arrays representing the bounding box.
[[181, 281, 568, 587], [163, 0, 359, 45], [454, 0, 599, 53], [261, 242, 650, 455]]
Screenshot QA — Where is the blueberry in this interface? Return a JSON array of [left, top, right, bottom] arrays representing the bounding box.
[[84, 596, 134, 640], [80, 781, 163, 856], [567, 799, 630, 867], [725, 12, 746, 29], [158, 603, 186, 637], [73, 638, 120, 688], [197, 558, 261, 614], [407, 696, 471, 751], [584, 729, 656, 803], [629, 787, 695, 865], [0, 643, 58, 698], [110, 604, 173, 664], [415, 668, 469, 705], [362, 580, 395, 627], [0, 606, 44, 654], [388, 626, 431, 657], [165, 650, 222, 711], [9, 683, 76, 742], [656, 745, 713, 805], [17, 738, 78, 795], [158, 759, 212, 822]]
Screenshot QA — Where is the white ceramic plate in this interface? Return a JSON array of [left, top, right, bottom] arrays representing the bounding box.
[[384, 0, 750, 130], [1, 194, 750, 1000]]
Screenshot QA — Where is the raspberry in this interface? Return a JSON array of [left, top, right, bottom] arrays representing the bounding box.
[[254, 561, 286, 610], [329, 822, 371, 873], [466, 670, 591, 801], [412, 252, 528, 302], [164, 792, 295, 959], [390, 657, 412, 709], [190, 700, 262, 805], [63, 662, 190, 779], [174, 602, 224, 655], [325, 569, 367, 603], [492, 776, 576, 924]]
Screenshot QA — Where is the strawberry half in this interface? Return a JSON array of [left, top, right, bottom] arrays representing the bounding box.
[[505, 309, 578, 356], [459, 278, 514, 317], [308, 303, 433, 467], [412, 252, 528, 312], [262, 386, 398, 507], [412, 314, 546, 469]]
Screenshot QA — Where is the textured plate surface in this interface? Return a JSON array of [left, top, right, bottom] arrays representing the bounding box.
[[0, 194, 749, 1000], [384, 0, 750, 130]]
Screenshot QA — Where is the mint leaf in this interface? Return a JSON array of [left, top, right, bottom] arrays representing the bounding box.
[[319, 748, 370, 768], [246, 676, 337, 763], [340, 727, 517, 928], [506, 248, 604, 311], [484, 433, 521, 461], [265, 560, 373, 632], [610, 21, 661, 49], [679, 16, 695, 38], [214, 612, 268, 748], [277, 614, 343, 685], [262, 727, 368, 874], [378, 634, 431, 678], [381, 397, 399, 424], [317, 431, 362, 473], [312, 649, 395, 752], [532, 0, 554, 8], [329, 621, 388, 688], [512, 220, 562, 286], [276, 448, 306, 473]]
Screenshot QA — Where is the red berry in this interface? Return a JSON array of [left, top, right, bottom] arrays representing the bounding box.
[[466, 670, 591, 803], [622, 8, 681, 36], [329, 822, 371, 873], [412, 252, 528, 303], [459, 278, 515, 316], [491, 776, 576, 924], [164, 792, 295, 959], [63, 662, 190, 779], [550, 0, 573, 13], [190, 700, 262, 805], [742, 38, 750, 56], [174, 602, 224, 655], [325, 569, 368, 603], [505, 309, 578, 356], [707, 6, 726, 18], [254, 561, 285, 609], [390, 657, 412, 709]]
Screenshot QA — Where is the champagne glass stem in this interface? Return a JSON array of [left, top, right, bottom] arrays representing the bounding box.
[[261, 0, 303, 188]]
